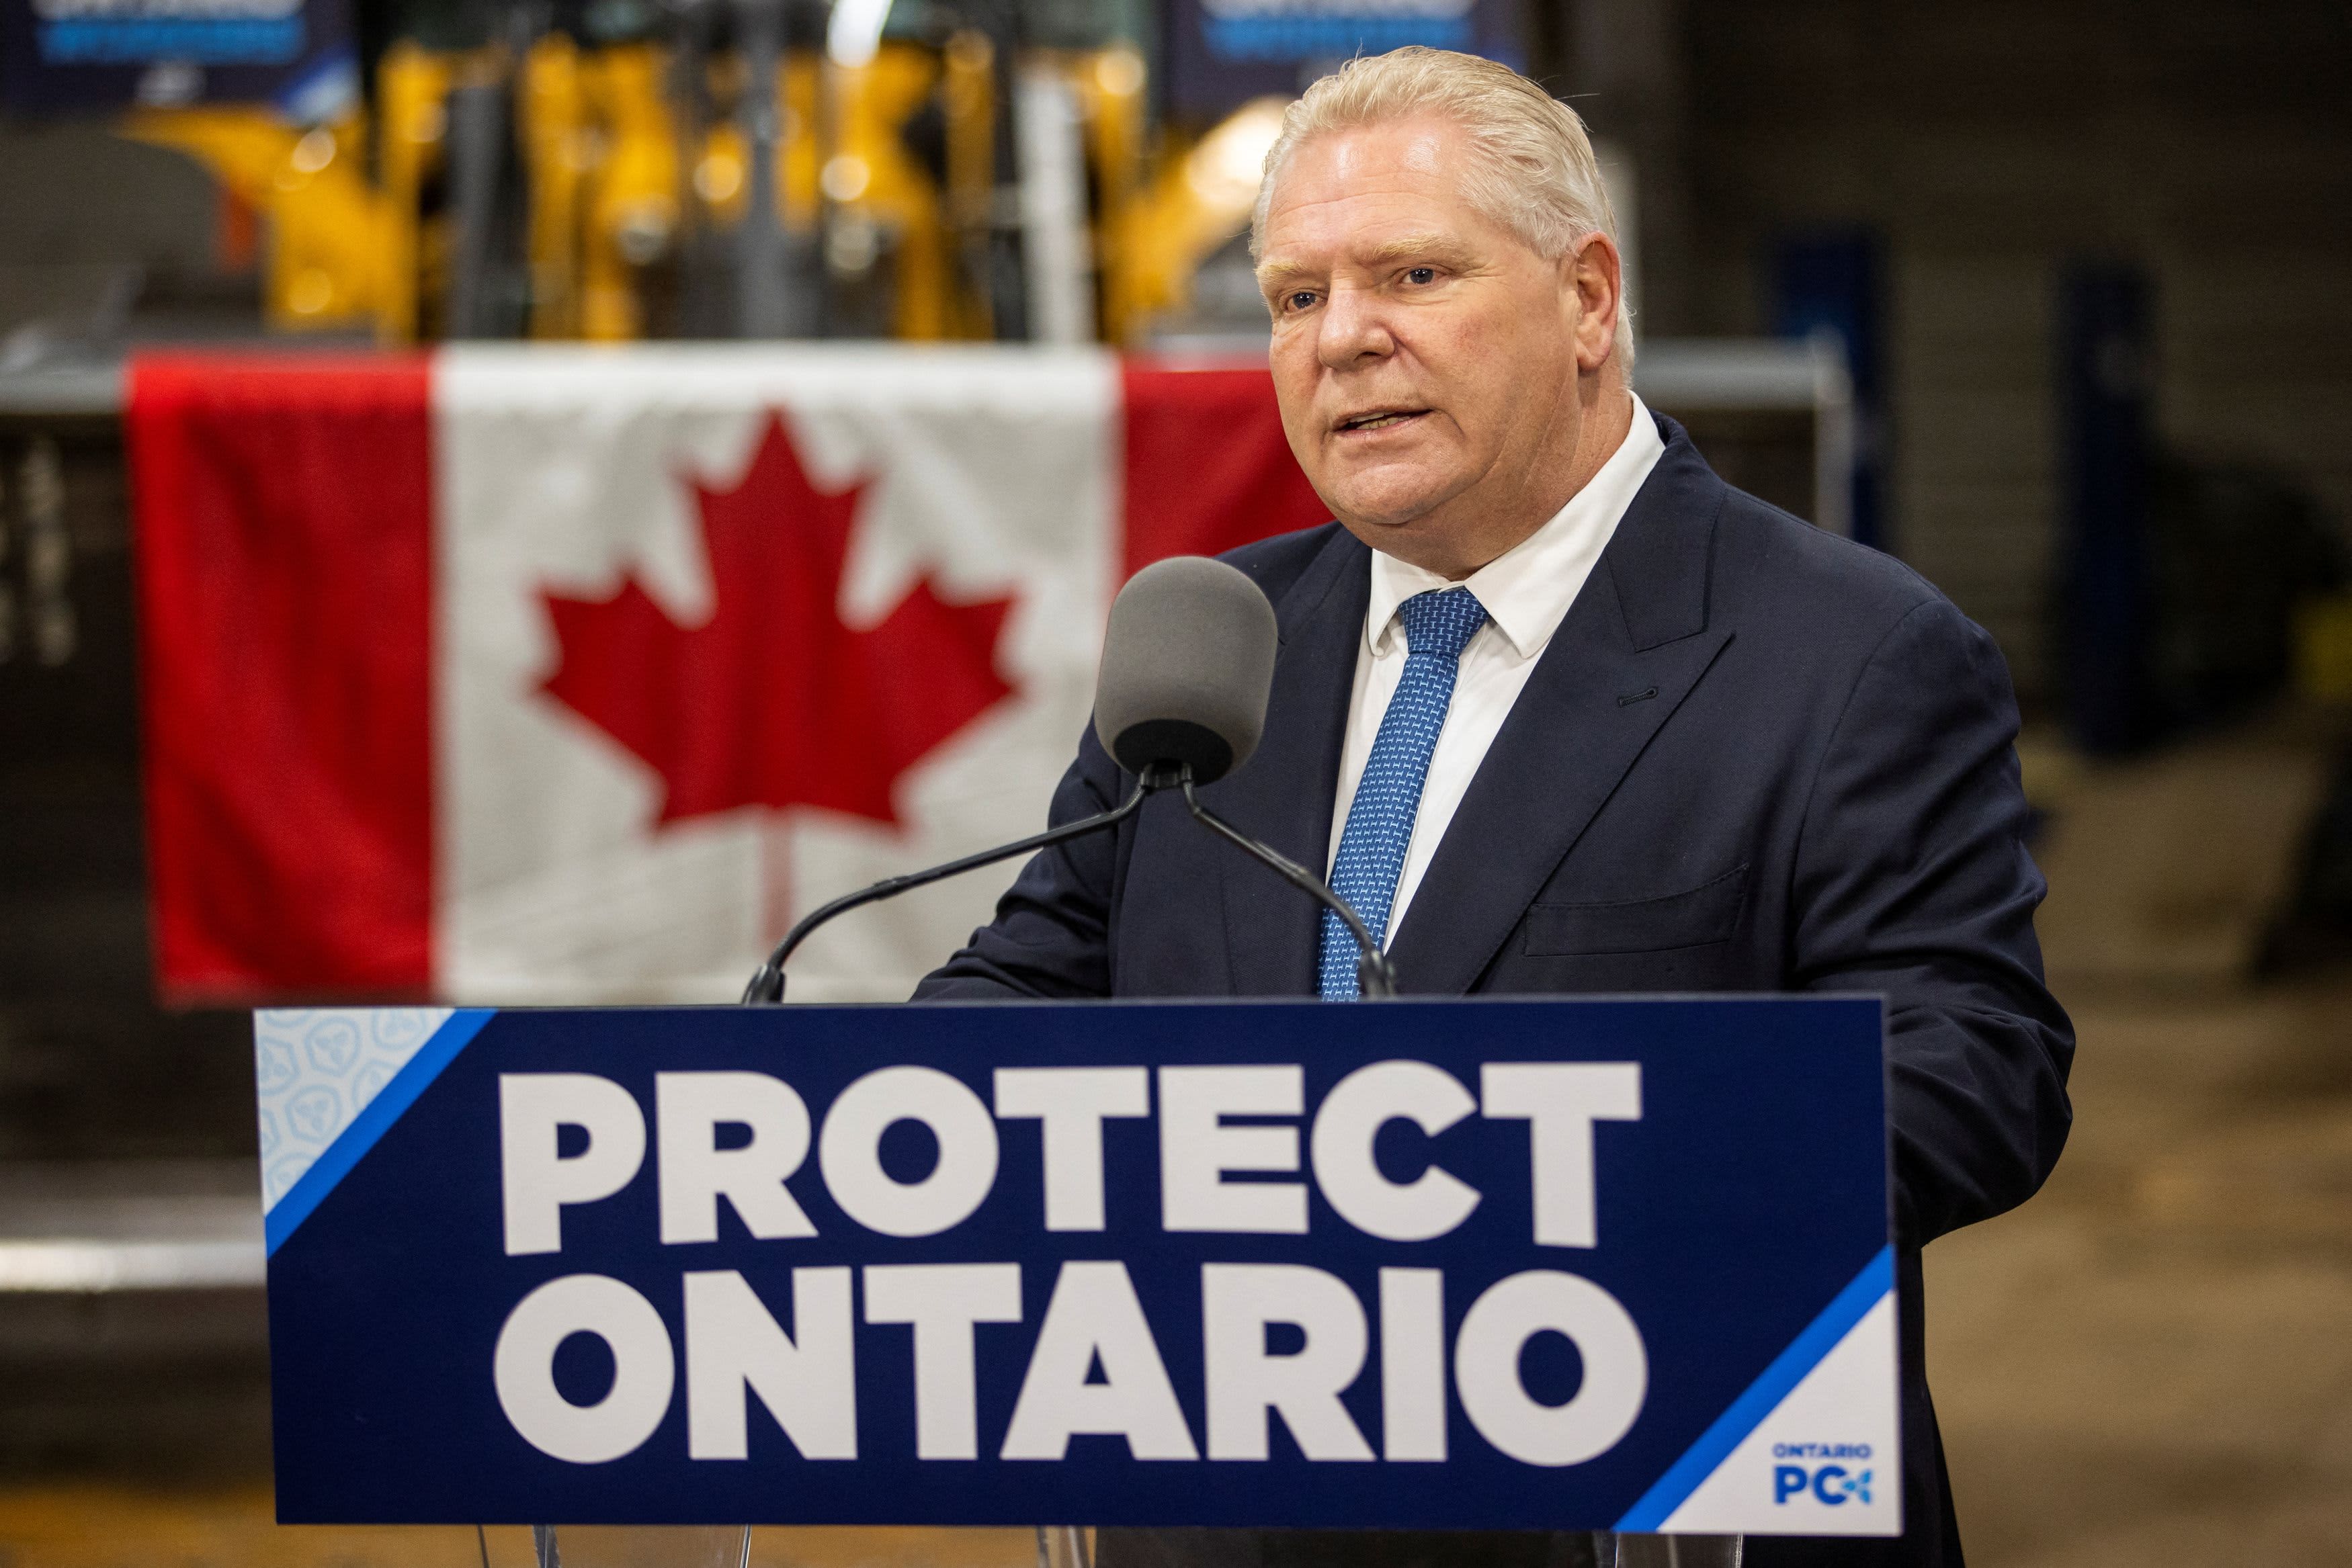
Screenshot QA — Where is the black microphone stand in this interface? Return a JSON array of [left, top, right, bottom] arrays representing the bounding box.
[[741, 777, 1150, 1004], [1175, 775, 1395, 998], [741, 764, 1396, 1003]]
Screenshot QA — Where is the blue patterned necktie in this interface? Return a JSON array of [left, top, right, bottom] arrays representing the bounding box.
[[1318, 586, 1490, 998]]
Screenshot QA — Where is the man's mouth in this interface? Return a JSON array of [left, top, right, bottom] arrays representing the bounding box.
[[1336, 408, 1427, 433]]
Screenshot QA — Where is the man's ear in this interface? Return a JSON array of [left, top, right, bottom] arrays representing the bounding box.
[[1566, 234, 1624, 372]]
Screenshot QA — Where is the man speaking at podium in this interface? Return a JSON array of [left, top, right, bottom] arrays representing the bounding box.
[[920, 46, 2072, 1568]]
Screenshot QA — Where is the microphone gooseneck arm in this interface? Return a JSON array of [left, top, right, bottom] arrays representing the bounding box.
[[1179, 775, 1397, 1000], [739, 761, 1398, 1004], [741, 779, 1151, 1004]]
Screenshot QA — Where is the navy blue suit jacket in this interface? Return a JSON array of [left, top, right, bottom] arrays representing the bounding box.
[[918, 415, 2074, 1567]]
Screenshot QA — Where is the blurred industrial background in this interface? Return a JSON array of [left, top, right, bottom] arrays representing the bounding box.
[[1, 0, 2351, 1561]]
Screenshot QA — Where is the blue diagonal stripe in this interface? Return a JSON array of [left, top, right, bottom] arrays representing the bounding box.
[[1615, 1244, 1896, 1531], [263, 1009, 497, 1258]]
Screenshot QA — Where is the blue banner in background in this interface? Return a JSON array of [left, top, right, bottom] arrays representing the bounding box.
[[257, 998, 1899, 1536], [1161, 0, 1519, 118], [0, 0, 352, 114]]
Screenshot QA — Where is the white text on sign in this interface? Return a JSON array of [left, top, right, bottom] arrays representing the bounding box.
[[489, 1060, 1646, 1469]]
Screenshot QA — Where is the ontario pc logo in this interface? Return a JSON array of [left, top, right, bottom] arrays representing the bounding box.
[[1771, 1442, 1874, 1507]]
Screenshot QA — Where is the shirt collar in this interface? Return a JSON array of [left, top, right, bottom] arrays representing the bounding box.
[[1365, 394, 1667, 660]]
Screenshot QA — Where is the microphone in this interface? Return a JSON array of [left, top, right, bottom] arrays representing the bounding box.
[[1093, 558, 1394, 997], [742, 556, 1394, 1003], [1091, 554, 1277, 784]]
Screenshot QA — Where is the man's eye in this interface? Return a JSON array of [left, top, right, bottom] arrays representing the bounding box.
[[1405, 267, 1437, 285], [1287, 291, 1318, 312]]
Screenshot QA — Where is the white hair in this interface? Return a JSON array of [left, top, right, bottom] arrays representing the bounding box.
[[1250, 46, 1633, 362]]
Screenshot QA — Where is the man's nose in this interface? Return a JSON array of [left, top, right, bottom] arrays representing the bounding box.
[[1316, 285, 1394, 369]]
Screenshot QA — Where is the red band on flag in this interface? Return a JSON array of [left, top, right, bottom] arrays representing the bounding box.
[[1120, 361, 1331, 579], [130, 355, 435, 1000]]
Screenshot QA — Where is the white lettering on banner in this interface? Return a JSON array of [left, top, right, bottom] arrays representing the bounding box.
[[656, 1072, 818, 1244], [494, 1274, 675, 1463], [1478, 1064, 1643, 1248], [683, 1268, 857, 1460], [819, 1067, 1000, 1237], [1312, 1061, 1482, 1241], [1378, 1267, 1448, 1462], [992, 1067, 1151, 1232], [478, 1057, 1672, 1473], [1454, 1270, 1647, 1466], [863, 1264, 1024, 1460], [500, 1074, 648, 1256], [486, 1260, 1654, 1469], [1202, 1263, 1376, 1461], [1159, 1067, 1307, 1234], [489, 1060, 1645, 1247], [1000, 1260, 1199, 1461]]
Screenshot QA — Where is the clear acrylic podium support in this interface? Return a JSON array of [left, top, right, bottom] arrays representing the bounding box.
[[1036, 1524, 1093, 1568], [474, 1526, 753, 1568], [1589, 1533, 1742, 1568]]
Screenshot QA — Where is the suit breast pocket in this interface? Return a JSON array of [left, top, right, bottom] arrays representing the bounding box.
[[1522, 864, 1750, 956]]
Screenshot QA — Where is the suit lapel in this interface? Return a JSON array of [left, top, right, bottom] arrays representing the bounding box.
[[1198, 527, 1370, 994], [1385, 425, 1735, 995]]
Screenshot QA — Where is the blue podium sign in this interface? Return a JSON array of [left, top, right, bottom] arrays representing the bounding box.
[[255, 999, 1898, 1537]]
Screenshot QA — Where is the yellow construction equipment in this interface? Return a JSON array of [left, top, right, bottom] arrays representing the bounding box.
[[120, 35, 1257, 348], [124, 106, 396, 335], [1101, 95, 1288, 345], [825, 42, 954, 339], [376, 40, 457, 342]]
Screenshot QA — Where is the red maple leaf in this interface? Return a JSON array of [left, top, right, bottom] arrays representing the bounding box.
[[539, 415, 1016, 827]]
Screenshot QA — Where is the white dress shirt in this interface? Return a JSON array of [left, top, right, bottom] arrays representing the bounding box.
[[1327, 394, 1667, 936]]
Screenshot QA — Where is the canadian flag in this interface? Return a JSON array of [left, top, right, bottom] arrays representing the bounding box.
[[130, 347, 1327, 1004]]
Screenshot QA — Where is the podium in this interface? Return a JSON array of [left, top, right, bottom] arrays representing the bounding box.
[[253, 999, 1898, 1547]]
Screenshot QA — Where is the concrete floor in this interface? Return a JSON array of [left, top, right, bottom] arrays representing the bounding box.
[[0, 1503, 1042, 1568], [1927, 719, 2352, 1565], [1927, 978, 2352, 1567]]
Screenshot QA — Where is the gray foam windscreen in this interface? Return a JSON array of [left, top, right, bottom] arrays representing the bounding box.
[[1092, 556, 1279, 785]]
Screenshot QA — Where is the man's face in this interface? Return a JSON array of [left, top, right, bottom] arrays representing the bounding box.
[[1257, 116, 1607, 577]]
